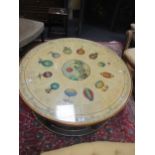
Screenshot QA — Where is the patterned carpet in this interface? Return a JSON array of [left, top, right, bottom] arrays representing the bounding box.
[[19, 41, 135, 155]]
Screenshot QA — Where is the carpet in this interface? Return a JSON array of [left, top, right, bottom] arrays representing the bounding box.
[[19, 41, 134, 155]]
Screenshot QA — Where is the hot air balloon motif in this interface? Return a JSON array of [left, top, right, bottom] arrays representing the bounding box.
[[95, 80, 109, 92], [83, 88, 94, 101], [76, 47, 85, 55], [63, 47, 72, 55], [45, 82, 60, 93], [38, 71, 53, 79], [49, 51, 60, 58], [66, 67, 73, 73], [38, 59, 53, 67], [89, 53, 98, 59], [98, 62, 106, 67], [64, 89, 77, 97], [50, 83, 59, 90], [100, 72, 114, 78], [95, 80, 104, 89]]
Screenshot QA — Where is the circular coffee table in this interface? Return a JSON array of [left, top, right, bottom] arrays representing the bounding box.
[[19, 38, 132, 135]]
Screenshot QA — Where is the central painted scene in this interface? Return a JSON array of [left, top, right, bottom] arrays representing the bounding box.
[[62, 59, 91, 81]]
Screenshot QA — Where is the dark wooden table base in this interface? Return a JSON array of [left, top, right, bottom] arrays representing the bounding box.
[[33, 112, 102, 136]]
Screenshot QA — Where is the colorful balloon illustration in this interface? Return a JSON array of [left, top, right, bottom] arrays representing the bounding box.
[[50, 83, 60, 90], [63, 47, 72, 55], [43, 72, 53, 78], [95, 80, 104, 89], [66, 67, 73, 73], [64, 89, 77, 97], [45, 82, 60, 93], [49, 52, 60, 58], [83, 88, 94, 101], [89, 53, 98, 59], [100, 72, 114, 78], [76, 48, 85, 55], [98, 62, 106, 67], [38, 59, 53, 67], [38, 71, 53, 78]]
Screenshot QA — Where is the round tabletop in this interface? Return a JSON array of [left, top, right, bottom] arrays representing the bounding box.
[[19, 38, 132, 126]]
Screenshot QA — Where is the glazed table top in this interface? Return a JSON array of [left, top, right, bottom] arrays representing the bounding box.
[[19, 38, 132, 126]]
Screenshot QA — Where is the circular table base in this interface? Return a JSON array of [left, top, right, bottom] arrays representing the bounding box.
[[34, 113, 102, 136]]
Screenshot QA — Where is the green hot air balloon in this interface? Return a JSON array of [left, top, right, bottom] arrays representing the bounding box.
[[63, 47, 72, 55], [83, 88, 94, 101], [39, 59, 53, 67]]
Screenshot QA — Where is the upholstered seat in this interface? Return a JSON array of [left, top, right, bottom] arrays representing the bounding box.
[[41, 141, 135, 155], [19, 18, 44, 48], [122, 23, 135, 70]]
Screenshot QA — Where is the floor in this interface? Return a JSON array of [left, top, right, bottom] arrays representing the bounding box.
[[46, 20, 126, 43]]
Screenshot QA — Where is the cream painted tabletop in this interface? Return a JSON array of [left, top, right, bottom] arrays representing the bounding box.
[[19, 38, 132, 126]]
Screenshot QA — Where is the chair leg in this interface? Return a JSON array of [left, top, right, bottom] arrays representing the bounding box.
[[64, 16, 68, 36], [41, 31, 45, 42], [77, 0, 85, 36]]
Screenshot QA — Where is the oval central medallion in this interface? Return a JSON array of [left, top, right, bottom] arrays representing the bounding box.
[[62, 59, 90, 81]]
